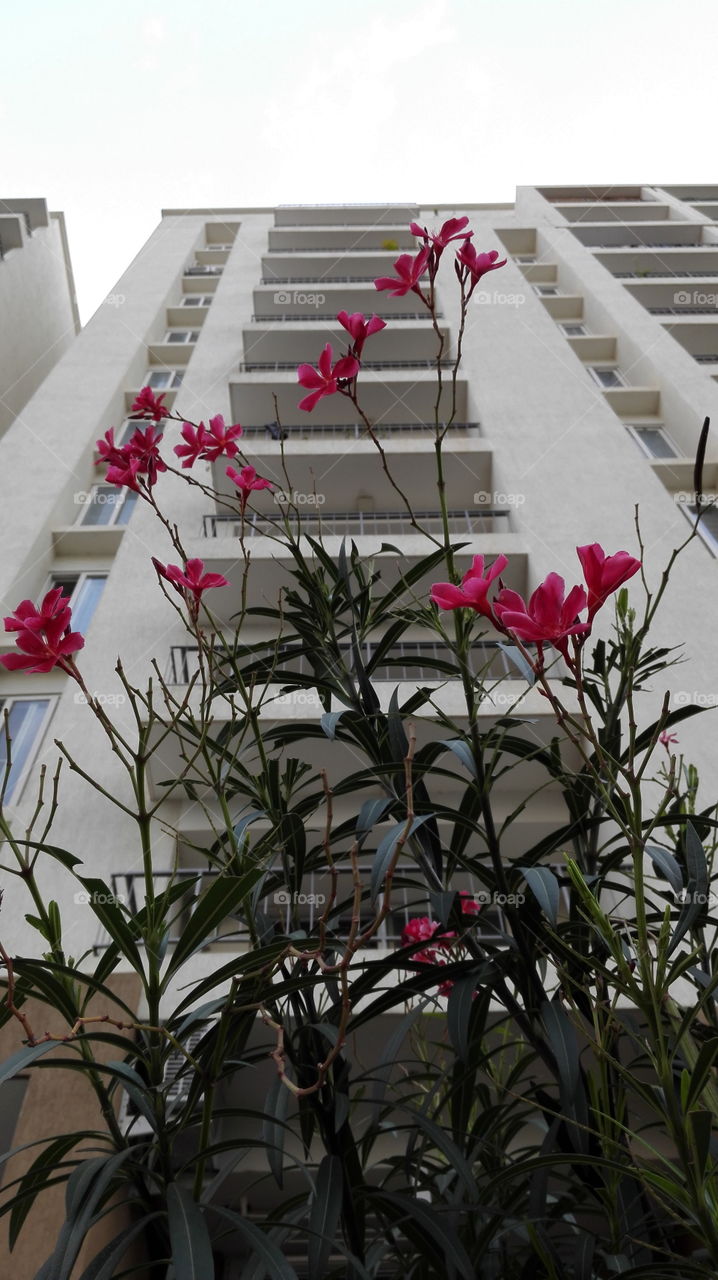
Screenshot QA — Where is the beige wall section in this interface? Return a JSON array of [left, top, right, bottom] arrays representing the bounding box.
[[0, 199, 80, 439], [0, 973, 143, 1278]]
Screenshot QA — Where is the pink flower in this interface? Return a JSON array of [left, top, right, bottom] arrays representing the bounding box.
[[494, 573, 591, 661], [659, 730, 679, 752], [174, 414, 244, 468], [226, 464, 273, 504], [410, 215, 473, 260], [374, 247, 431, 298], [153, 557, 228, 618], [459, 890, 481, 916], [576, 543, 642, 621], [0, 588, 84, 675], [431, 555, 508, 621], [455, 242, 507, 297], [336, 311, 386, 359], [296, 344, 360, 413], [98, 424, 167, 491], [129, 386, 170, 422]]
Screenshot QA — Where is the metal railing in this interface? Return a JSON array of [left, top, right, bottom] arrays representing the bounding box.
[[266, 245, 413, 254], [184, 265, 223, 276], [260, 275, 385, 284], [168, 637, 520, 686], [97, 862, 511, 952], [240, 421, 478, 438], [238, 359, 453, 372], [250, 312, 438, 322], [648, 306, 718, 316], [202, 508, 507, 539], [613, 270, 718, 278], [591, 240, 703, 249], [694, 354, 718, 363]]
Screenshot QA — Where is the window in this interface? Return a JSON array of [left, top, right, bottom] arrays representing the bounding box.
[[534, 285, 558, 296], [560, 323, 587, 336], [625, 425, 677, 460], [0, 699, 53, 801], [49, 573, 107, 634], [76, 484, 138, 528], [184, 265, 223, 276], [181, 296, 213, 306], [588, 366, 626, 388], [145, 370, 184, 390], [680, 503, 718, 556], [515, 255, 536, 263], [164, 330, 200, 344]]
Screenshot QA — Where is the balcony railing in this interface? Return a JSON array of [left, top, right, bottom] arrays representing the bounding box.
[[260, 275, 382, 285], [648, 306, 718, 316], [238, 359, 454, 372], [184, 265, 223, 276], [265, 245, 413, 254], [694, 354, 718, 364], [591, 241, 703, 249], [250, 312, 438, 322], [97, 863, 511, 952], [613, 271, 718, 278], [202, 508, 507, 539], [168, 637, 522, 686], [240, 421, 478, 439]]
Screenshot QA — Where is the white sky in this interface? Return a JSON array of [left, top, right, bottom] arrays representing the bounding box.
[[2, 0, 715, 324]]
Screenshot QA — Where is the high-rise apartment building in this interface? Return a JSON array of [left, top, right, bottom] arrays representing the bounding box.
[[1, 188, 718, 1274], [0, 197, 80, 438]]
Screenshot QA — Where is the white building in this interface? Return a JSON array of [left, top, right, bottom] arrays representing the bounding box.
[[0, 197, 80, 438], [1, 189, 717, 1274]]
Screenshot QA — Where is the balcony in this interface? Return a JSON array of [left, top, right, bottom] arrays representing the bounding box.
[[202, 508, 508, 540], [240, 421, 477, 439], [238, 358, 454, 373], [268, 227, 417, 253], [273, 205, 419, 227], [240, 322, 448, 367], [261, 252, 420, 283], [228, 370, 468, 425], [254, 282, 433, 318], [572, 223, 704, 250], [554, 202, 671, 223], [251, 311, 435, 323]]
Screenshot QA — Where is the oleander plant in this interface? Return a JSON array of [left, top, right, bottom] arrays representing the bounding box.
[[1, 216, 718, 1279]]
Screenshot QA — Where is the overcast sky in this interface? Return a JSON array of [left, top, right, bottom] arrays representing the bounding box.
[[2, 0, 714, 323]]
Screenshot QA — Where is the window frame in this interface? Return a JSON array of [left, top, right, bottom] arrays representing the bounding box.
[[164, 329, 200, 344], [559, 322, 587, 336], [588, 365, 626, 389], [47, 571, 108, 635], [143, 369, 184, 390], [679, 502, 718, 557], [74, 484, 138, 529], [533, 285, 559, 296], [624, 424, 678, 460], [180, 296, 212, 307], [0, 696, 55, 803]]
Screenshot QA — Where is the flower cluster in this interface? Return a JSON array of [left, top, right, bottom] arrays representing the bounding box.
[[129, 386, 170, 422], [401, 893, 480, 996], [97, 423, 168, 491], [174, 415, 243, 468], [152, 558, 228, 622], [431, 544, 641, 666], [0, 588, 84, 676], [297, 343, 360, 413]]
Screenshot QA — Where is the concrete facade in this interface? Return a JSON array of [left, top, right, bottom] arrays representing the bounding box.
[[0, 198, 80, 438], [1, 188, 718, 1271]]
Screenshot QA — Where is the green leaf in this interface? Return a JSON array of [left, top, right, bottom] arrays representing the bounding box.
[[107, 1061, 157, 1131], [167, 1182, 214, 1280], [9, 1134, 82, 1249], [77, 878, 144, 973], [165, 868, 263, 977], [519, 866, 560, 926], [308, 1155, 343, 1280], [646, 844, 684, 896], [668, 821, 709, 956], [688, 1110, 713, 1177], [542, 999, 579, 1102], [0, 1040, 60, 1084], [320, 711, 346, 740], [370, 816, 433, 906], [497, 642, 536, 684], [442, 739, 477, 778], [262, 1075, 289, 1189], [211, 1205, 298, 1279], [447, 974, 478, 1062], [75, 1213, 163, 1280], [367, 1189, 475, 1279]]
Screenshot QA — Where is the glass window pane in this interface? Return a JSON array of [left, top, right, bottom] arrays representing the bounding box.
[[70, 576, 107, 635], [115, 489, 138, 526], [0, 700, 50, 799], [80, 486, 118, 527], [167, 332, 186, 342], [147, 371, 171, 388], [631, 429, 676, 460]]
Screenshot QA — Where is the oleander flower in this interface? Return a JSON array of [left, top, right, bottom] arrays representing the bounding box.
[[297, 344, 360, 412], [431, 555, 508, 620], [0, 588, 84, 675], [494, 573, 590, 660], [152, 557, 228, 619], [174, 415, 244, 468], [129, 385, 170, 421], [336, 311, 386, 359], [455, 242, 507, 297], [576, 543, 642, 621], [374, 247, 431, 298]]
